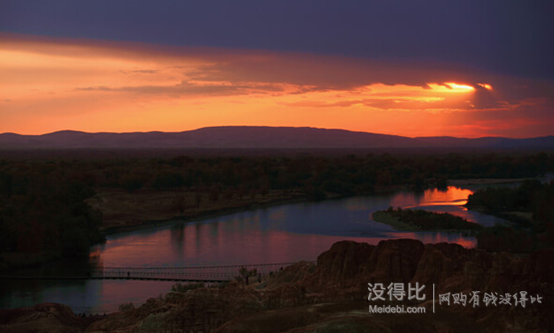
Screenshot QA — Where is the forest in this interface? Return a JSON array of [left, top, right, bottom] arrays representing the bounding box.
[[467, 179, 554, 252]]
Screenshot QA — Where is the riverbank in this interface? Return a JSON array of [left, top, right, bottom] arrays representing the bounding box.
[[88, 188, 313, 234], [372, 210, 419, 231], [447, 177, 532, 186], [371, 208, 483, 232], [90, 183, 418, 235]]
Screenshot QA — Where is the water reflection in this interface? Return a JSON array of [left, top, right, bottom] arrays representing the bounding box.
[[390, 187, 473, 209], [3, 186, 509, 314], [170, 224, 185, 257]]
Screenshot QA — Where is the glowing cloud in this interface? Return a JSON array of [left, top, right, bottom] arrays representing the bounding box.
[[443, 83, 475, 92], [476, 83, 493, 90], [1, 33, 552, 137]]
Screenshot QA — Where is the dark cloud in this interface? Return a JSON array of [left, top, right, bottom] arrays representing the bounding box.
[[1, 0, 553, 80], [65, 41, 553, 113], [76, 80, 287, 97], [184, 52, 475, 91], [471, 78, 554, 110]]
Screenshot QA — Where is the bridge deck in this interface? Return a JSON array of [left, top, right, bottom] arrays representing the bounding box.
[[0, 275, 228, 282], [0, 261, 316, 282]]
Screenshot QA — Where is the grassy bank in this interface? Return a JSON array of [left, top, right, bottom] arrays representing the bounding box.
[[371, 210, 419, 231], [372, 207, 483, 232], [88, 188, 310, 234]]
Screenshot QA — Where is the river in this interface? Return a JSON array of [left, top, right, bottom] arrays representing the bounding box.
[[0, 185, 509, 314]]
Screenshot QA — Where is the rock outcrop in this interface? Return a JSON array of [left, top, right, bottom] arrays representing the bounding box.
[[0, 303, 88, 333], [303, 239, 553, 295], [299, 239, 554, 332]]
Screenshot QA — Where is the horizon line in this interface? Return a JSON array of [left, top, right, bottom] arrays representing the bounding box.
[[1, 125, 553, 140]]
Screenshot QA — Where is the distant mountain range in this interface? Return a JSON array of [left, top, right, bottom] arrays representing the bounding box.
[[1, 126, 554, 150]]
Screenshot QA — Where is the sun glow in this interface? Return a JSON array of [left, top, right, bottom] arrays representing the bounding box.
[[430, 82, 475, 92], [476, 83, 493, 90]]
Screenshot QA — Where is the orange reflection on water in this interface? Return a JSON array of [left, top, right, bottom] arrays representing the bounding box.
[[390, 186, 474, 208], [423, 187, 473, 205]]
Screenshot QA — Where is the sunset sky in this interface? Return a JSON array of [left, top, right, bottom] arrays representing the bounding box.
[[1, 1, 553, 138]]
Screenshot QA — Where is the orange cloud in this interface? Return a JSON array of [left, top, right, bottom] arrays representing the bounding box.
[[1, 33, 553, 137]]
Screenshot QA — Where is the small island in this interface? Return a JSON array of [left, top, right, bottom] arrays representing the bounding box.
[[372, 207, 483, 232]]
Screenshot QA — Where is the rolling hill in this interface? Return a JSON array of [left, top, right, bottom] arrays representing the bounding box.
[[1, 126, 553, 150]]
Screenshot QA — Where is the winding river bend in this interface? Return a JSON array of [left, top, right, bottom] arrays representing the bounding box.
[[1, 185, 509, 314]]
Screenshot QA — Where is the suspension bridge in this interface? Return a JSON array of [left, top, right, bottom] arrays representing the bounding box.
[[0, 262, 315, 282]]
